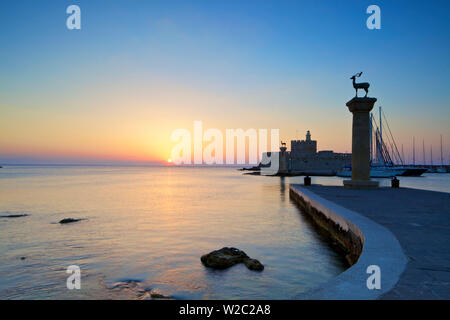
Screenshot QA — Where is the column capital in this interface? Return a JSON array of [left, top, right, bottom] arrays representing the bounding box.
[[346, 97, 377, 113]]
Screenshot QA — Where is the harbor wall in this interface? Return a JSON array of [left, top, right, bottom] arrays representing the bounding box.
[[289, 186, 364, 265], [290, 185, 407, 299], [289, 152, 351, 174], [262, 151, 351, 176]]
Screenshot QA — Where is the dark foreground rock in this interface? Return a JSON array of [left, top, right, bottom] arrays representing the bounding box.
[[0, 214, 29, 218], [59, 218, 85, 224], [201, 247, 264, 271]]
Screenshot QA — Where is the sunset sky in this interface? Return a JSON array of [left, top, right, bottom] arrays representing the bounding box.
[[1, 0, 449, 165]]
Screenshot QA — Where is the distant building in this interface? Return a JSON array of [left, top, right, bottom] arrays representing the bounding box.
[[262, 131, 352, 175], [291, 130, 317, 155]]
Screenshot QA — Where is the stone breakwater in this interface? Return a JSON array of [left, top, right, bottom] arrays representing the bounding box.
[[289, 187, 363, 265], [292, 185, 450, 299], [290, 184, 408, 300]]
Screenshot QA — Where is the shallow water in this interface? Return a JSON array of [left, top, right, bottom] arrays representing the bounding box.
[[0, 166, 349, 300]]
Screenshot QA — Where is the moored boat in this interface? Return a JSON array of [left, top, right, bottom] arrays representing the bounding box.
[[395, 167, 428, 176], [337, 165, 407, 178]]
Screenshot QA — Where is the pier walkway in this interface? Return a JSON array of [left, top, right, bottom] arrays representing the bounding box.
[[290, 185, 450, 299]]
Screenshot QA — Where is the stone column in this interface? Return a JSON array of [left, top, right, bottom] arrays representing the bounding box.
[[343, 97, 379, 189], [278, 146, 288, 175]]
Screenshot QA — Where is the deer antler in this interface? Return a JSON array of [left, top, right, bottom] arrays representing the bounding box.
[[357, 72, 363, 77]]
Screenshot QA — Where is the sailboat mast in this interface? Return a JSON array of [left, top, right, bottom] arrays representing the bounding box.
[[402, 144, 404, 163], [413, 136, 415, 165], [441, 135, 444, 166], [379, 106, 382, 149], [390, 143, 393, 160], [423, 140, 426, 165], [430, 145, 433, 166]]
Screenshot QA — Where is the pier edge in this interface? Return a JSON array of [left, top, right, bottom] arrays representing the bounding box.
[[290, 184, 408, 299]]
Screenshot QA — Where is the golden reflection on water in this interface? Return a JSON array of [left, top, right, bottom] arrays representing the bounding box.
[[0, 166, 349, 299]]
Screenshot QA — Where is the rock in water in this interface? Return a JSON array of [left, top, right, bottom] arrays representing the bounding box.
[[0, 214, 29, 218], [150, 293, 171, 299], [201, 247, 264, 271], [59, 218, 84, 224], [201, 247, 248, 269], [109, 280, 172, 299], [244, 258, 264, 271]]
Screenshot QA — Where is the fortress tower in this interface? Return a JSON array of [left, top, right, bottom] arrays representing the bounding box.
[[291, 130, 317, 155]]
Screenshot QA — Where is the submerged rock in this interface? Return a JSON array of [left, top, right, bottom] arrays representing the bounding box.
[[110, 279, 142, 290], [59, 218, 85, 224], [149, 292, 171, 299], [0, 214, 29, 218], [109, 280, 172, 299], [244, 258, 264, 271], [201, 247, 264, 271]]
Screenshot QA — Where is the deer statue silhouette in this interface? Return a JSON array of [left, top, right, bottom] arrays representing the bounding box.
[[350, 72, 370, 97]]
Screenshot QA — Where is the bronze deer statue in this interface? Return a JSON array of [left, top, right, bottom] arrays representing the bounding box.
[[350, 72, 370, 97]]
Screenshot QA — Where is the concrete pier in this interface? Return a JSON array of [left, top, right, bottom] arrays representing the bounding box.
[[290, 184, 450, 299]]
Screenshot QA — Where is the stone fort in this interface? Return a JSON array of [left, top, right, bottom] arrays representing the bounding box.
[[262, 131, 352, 175]]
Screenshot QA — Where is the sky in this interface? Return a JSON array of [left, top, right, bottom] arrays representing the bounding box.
[[0, 0, 449, 165]]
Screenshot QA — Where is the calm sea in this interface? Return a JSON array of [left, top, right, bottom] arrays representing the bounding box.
[[0, 166, 448, 299]]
